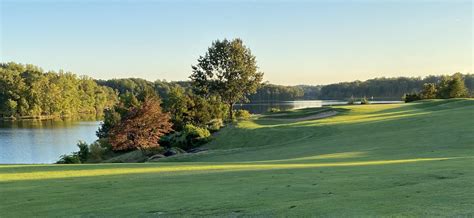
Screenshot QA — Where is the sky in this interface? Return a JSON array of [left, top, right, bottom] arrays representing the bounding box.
[[0, 0, 472, 85]]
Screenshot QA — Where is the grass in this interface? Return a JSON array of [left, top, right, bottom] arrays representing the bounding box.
[[1, 99, 473, 216], [261, 107, 335, 119]]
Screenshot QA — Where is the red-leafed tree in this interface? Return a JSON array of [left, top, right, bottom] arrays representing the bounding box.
[[109, 96, 173, 151]]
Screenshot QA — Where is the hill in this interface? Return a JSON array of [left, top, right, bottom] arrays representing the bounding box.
[[1, 99, 473, 216]]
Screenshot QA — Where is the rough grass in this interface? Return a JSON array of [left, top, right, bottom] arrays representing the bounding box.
[[1, 99, 473, 216]]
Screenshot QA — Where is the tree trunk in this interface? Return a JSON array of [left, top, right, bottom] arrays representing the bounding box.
[[229, 103, 234, 121]]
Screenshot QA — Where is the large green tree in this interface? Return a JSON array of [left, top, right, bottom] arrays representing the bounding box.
[[437, 73, 469, 99], [447, 73, 469, 98], [190, 38, 263, 120], [420, 83, 438, 99]]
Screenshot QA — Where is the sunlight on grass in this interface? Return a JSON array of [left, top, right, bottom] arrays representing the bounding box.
[[0, 157, 464, 182], [247, 152, 367, 163], [242, 104, 433, 129]]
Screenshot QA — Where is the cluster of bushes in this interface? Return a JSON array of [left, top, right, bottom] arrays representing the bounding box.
[[161, 124, 211, 150], [57, 38, 263, 164], [57, 141, 106, 164], [403, 73, 470, 103], [346, 97, 370, 105], [57, 85, 252, 164]]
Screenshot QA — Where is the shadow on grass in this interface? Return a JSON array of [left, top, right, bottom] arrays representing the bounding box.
[[254, 108, 350, 126], [0, 156, 465, 182]]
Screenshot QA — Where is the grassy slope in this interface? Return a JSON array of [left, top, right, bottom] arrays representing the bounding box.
[[1, 99, 473, 216]]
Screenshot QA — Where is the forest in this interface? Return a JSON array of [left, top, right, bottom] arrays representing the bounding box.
[[247, 75, 474, 102], [0, 63, 117, 119]]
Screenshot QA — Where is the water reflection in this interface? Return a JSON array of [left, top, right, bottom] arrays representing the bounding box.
[[0, 120, 100, 164]]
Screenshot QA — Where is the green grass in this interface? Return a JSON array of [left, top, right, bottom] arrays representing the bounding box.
[[1, 99, 473, 216], [261, 107, 335, 119]]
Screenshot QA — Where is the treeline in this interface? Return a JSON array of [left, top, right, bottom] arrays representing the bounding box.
[[0, 62, 118, 118], [319, 75, 474, 100], [247, 75, 473, 102], [404, 73, 471, 102], [247, 84, 324, 102], [248, 83, 304, 102]]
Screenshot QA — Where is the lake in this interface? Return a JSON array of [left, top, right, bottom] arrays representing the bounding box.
[[0, 120, 100, 164]]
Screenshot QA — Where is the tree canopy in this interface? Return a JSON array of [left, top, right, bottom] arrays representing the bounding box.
[[108, 95, 173, 151], [0, 62, 117, 118], [190, 38, 264, 119]]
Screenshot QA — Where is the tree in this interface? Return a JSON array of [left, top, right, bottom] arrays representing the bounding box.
[[420, 83, 437, 99], [162, 86, 192, 130], [437, 73, 469, 99], [448, 73, 469, 98], [190, 38, 263, 120], [437, 75, 452, 99], [108, 96, 173, 151], [4, 99, 18, 117]]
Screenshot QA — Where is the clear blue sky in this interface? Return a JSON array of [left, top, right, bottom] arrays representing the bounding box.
[[1, 0, 472, 85]]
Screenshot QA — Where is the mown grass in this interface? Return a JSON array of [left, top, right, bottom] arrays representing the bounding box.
[[261, 107, 335, 119], [1, 99, 473, 216]]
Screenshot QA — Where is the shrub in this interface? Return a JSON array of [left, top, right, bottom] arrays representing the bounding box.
[[56, 141, 91, 164], [347, 97, 355, 105], [360, 97, 370, 105], [88, 142, 106, 162], [268, 108, 280, 113], [76, 141, 89, 163], [207, 119, 224, 132], [234, 109, 251, 120], [403, 93, 422, 103], [164, 124, 211, 150], [56, 154, 81, 164]]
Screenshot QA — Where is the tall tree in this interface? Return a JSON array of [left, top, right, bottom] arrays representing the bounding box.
[[420, 83, 438, 99], [190, 38, 263, 120], [448, 73, 469, 98]]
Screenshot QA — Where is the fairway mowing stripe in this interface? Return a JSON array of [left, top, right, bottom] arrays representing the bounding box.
[[0, 157, 467, 182]]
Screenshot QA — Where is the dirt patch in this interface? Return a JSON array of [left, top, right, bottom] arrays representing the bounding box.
[[265, 111, 338, 122]]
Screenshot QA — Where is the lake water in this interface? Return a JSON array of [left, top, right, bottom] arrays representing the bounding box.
[[234, 100, 403, 114], [0, 120, 100, 164]]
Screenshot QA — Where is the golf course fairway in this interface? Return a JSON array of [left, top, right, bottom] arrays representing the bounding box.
[[1, 99, 473, 216]]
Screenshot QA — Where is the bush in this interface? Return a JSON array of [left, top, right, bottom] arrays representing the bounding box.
[[164, 124, 211, 150], [207, 119, 224, 132], [88, 142, 106, 162], [268, 107, 280, 113], [347, 97, 355, 105], [56, 154, 81, 164], [56, 141, 91, 164], [403, 93, 422, 103], [234, 109, 251, 120], [76, 141, 89, 163], [360, 97, 370, 105]]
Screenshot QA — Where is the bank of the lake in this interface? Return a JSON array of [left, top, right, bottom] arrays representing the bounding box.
[[0, 100, 403, 164]]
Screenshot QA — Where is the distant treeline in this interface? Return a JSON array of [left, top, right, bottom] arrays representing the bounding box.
[[319, 75, 474, 100], [247, 75, 474, 102], [2, 62, 473, 120], [97, 75, 474, 104], [0, 63, 117, 119]]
